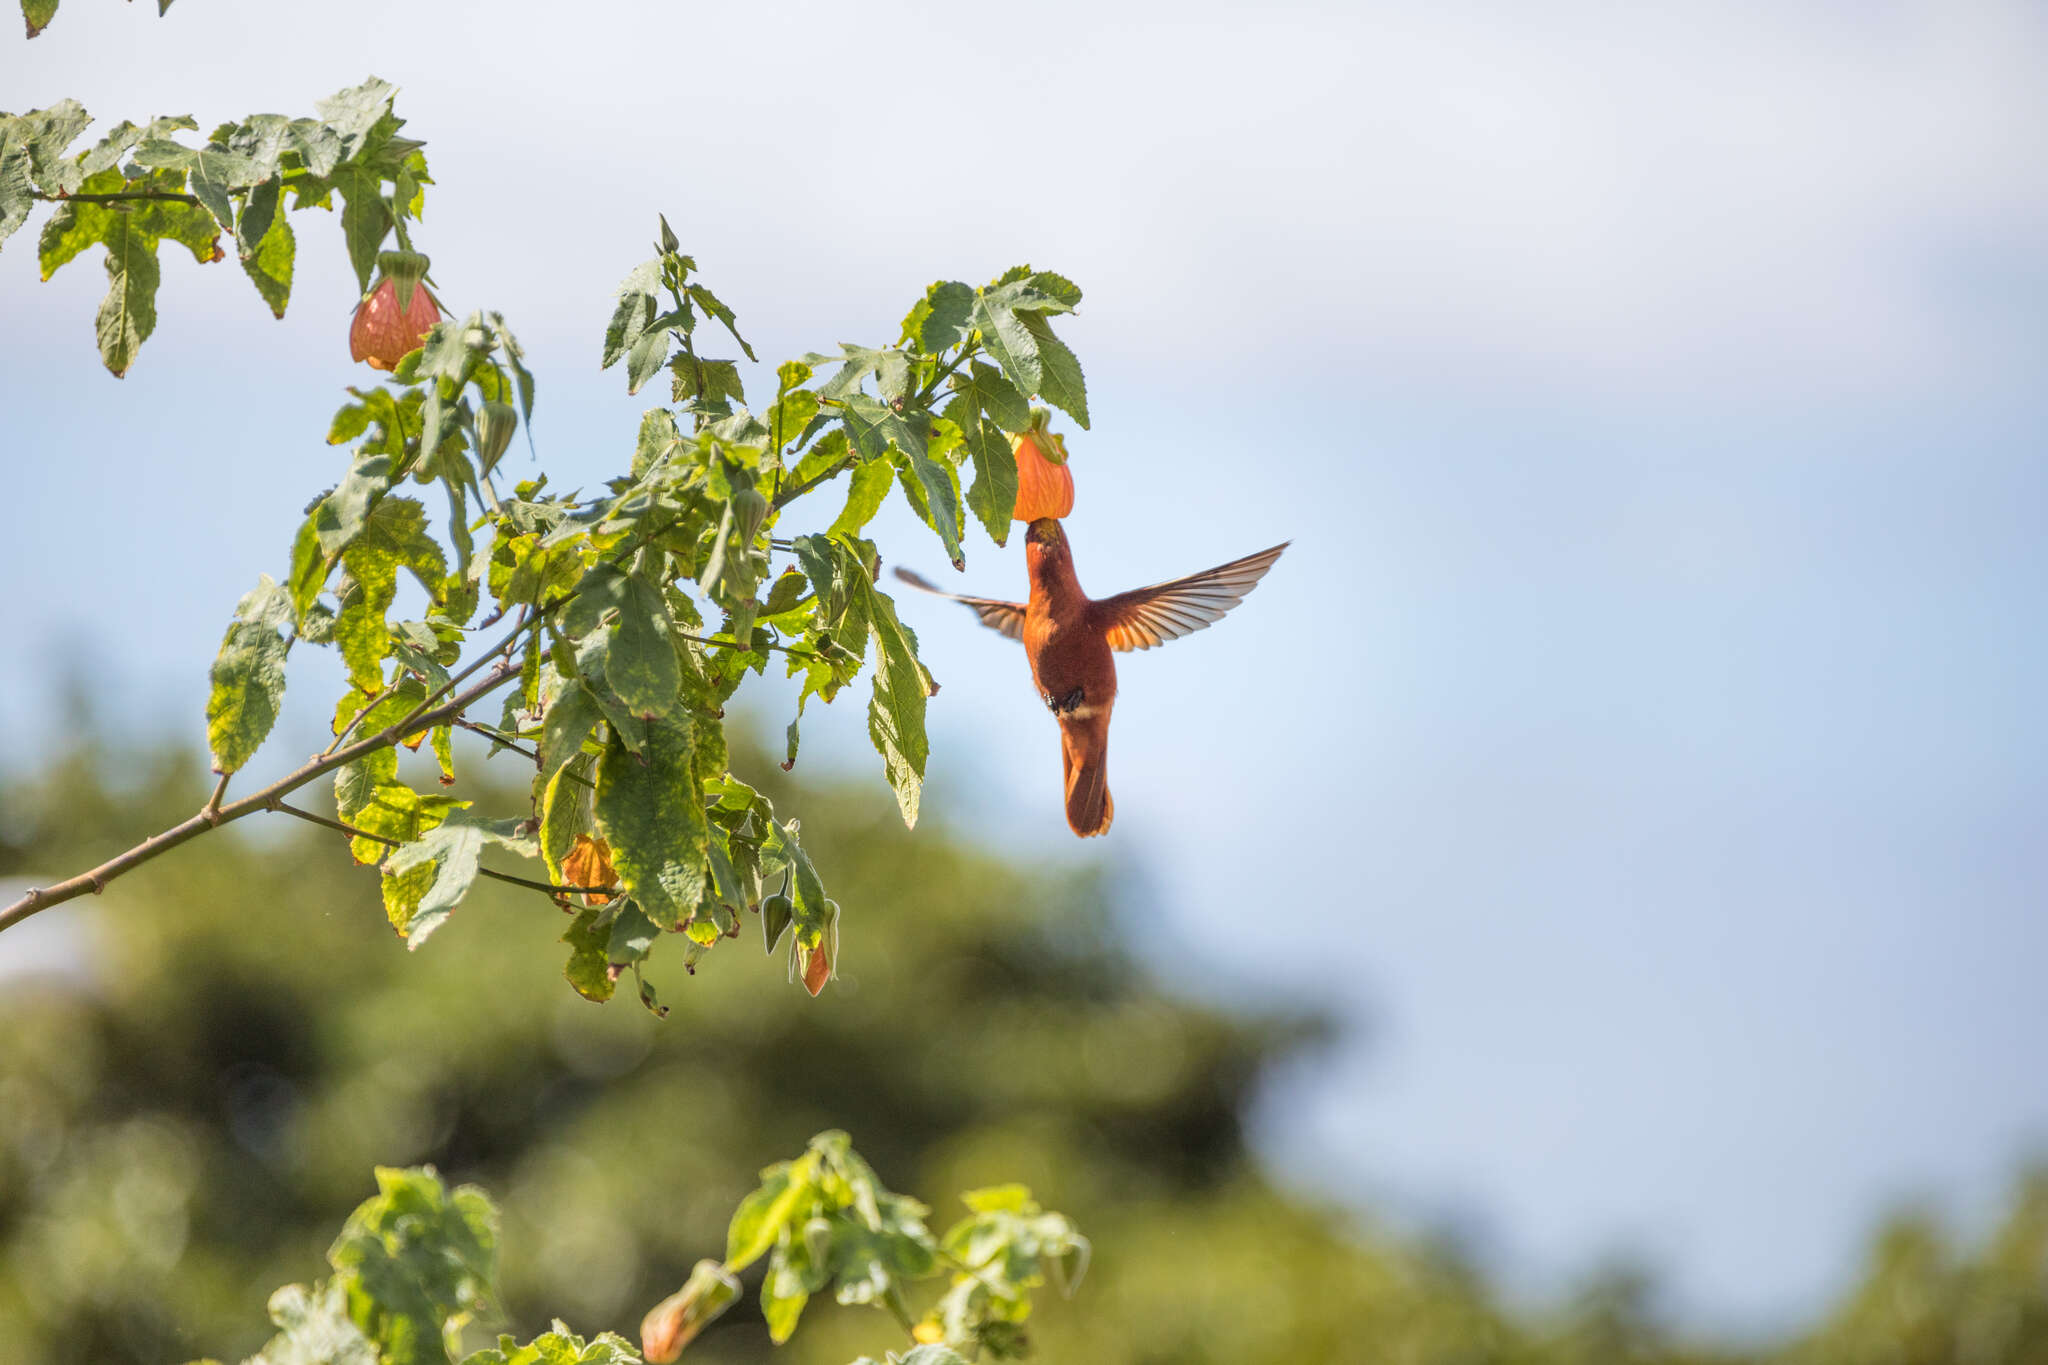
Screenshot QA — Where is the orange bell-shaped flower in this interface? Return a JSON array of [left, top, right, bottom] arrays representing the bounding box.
[[1011, 413, 1075, 522], [349, 251, 440, 371]]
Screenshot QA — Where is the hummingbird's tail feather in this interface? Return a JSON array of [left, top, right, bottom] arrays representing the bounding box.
[[1059, 711, 1114, 838]]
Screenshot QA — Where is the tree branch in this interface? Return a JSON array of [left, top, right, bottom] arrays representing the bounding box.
[[0, 659, 524, 935], [769, 455, 856, 511]]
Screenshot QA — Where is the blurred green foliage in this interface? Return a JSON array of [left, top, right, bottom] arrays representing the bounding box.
[[0, 734, 2042, 1365]]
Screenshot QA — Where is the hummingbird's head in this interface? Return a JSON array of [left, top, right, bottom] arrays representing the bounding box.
[[1023, 517, 1067, 556]]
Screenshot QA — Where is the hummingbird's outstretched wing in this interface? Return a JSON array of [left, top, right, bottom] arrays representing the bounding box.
[[1090, 542, 1289, 653], [892, 567, 1026, 642]]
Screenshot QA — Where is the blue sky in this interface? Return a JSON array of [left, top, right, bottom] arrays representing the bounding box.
[[3, 0, 2045, 1334]]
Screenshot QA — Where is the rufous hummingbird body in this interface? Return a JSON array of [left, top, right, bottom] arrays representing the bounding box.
[[897, 519, 1287, 837]]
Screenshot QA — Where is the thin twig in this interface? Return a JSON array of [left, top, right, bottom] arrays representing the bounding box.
[[47, 189, 202, 206], [324, 679, 404, 757], [202, 773, 230, 825], [269, 801, 612, 898], [677, 630, 819, 662], [769, 456, 856, 511], [453, 716, 538, 760], [916, 338, 980, 407], [451, 718, 595, 789]]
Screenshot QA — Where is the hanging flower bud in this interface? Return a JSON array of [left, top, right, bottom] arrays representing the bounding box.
[[732, 486, 770, 545], [474, 400, 518, 473], [640, 1259, 741, 1363], [799, 937, 832, 997], [350, 251, 439, 372], [1011, 409, 1074, 522], [792, 898, 840, 997]]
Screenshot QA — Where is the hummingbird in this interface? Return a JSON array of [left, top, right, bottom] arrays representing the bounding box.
[[896, 519, 1287, 837]]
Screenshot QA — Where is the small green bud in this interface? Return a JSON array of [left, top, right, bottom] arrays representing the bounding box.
[[474, 400, 517, 473], [732, 487, 770, 545], [762, 893, 794, 955]]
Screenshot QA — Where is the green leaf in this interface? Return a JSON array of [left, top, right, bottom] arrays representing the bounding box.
[[95, 214, 160, 377], [624, 325, 669, 396], [593, 719, 707, 930], [561, 907, 616, 1003], [686, 282, 755, 360], [606, 900, 659, 963], [608, 573, 681, 718], [725, 1161, 812, 1271], [233, 170, 279, 257], [130, 140, 264, 232], [959, 1184, 1033, 1214], [239, 205, 294, 317], [1019, 311, 1089, 428], [131, 189, 226, 266], [765, 384, 818, 456], [538, 681, 600, 792], [828, 457, 893, 538], [970, 289, 1041, 397], [33, 169, 115, 276], [953, 405, 1017, 547], [21, 0, 61, 40], [205, 576, 293, 774], [342, 764, 464, 871], [671, 355, 745, 410], [331, 164, 388, 292], [950, 358, 1031, 433], [313, 453, 394, 556], [816, 343, 904, 402], [910, 280, 974, 354], [843, 394, 961, 565], [1024, 270, 1080, 309], [0, 122, 34, 246], [538, 752, 593, 885], [11, 99, 89, 194], [600, 259, 660, 372], [335, 497, 447, 692], [77, 118, 181, 178], [314, 77, 400, 158], [491, 312, 536, 422], [380, 810, 529, 948], [761, 1247, 809, 1344], [859, 574, 931, 827]]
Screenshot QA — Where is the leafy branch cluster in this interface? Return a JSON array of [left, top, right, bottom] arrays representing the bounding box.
[[0, 76, 425, 372], [197, 1134, 1085, 1365], [0, 80, 1094, 1022], [697, 1130, 1087, 1361]]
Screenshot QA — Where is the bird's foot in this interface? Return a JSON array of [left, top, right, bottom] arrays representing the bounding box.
[[1043, 686, 1086, 716]]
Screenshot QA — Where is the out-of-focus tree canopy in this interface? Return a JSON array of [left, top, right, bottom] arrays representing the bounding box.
[[0, 732, 2041, 1365]]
